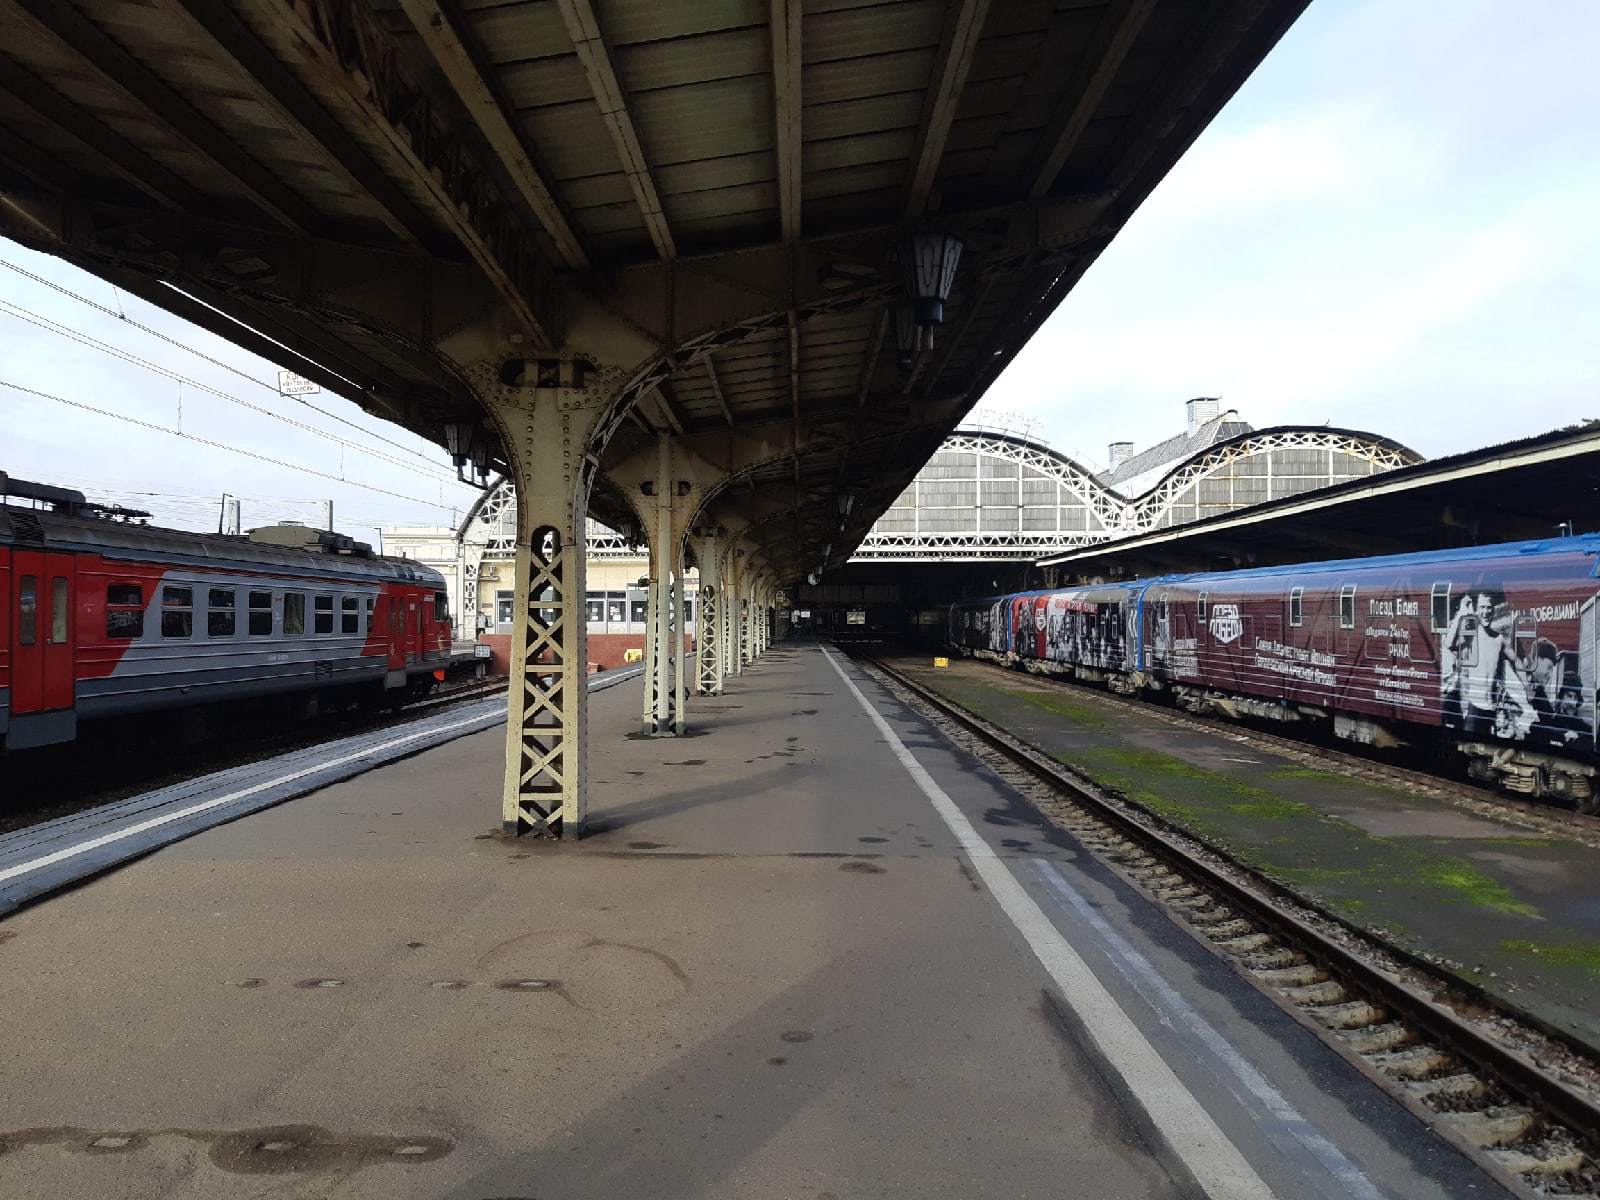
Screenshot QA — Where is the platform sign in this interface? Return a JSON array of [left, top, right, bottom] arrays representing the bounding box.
[[933, 656, 949, 668], [277, 370, 320, 396]]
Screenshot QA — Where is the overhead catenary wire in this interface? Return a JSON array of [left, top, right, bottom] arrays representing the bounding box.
[[0, 299, 460, 486], [0, 378, 459, 513], [0, 256, 454, 469]]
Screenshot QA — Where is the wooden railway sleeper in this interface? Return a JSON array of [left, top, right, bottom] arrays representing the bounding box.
[[1488, 1141, 1589, 1176], [1443, 1106, 1539, 1148]]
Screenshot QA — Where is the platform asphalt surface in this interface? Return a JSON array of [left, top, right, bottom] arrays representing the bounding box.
[[0, 642, 1503, 1198], [0, 666, 640, 916]]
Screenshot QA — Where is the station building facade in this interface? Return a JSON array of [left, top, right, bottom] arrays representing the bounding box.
[[849, 401, 1420, 563]]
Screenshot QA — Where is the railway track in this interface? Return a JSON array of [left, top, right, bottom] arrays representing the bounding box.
[[852, 650, 1600, 1200], [973, 654, 1600, 848]]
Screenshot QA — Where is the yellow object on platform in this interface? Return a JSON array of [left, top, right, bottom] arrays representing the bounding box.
[[933, 657, 949, 668], [623, 648, 643, 663]]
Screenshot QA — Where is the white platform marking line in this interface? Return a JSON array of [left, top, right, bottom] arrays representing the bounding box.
[[0, 667, 643, 886], [819, 647, 1277, 1200], [1034, 861, 1391, 1200]]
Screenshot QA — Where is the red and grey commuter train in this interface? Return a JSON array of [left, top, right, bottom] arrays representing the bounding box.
[[949, 534, 1600, 807], [2, 474, 451, 751]]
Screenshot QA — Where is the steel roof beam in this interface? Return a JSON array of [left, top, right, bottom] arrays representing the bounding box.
[[904, 0, 992, 219], [0, 59, 202, 213], [652, 383, 687, 436], [8, 0, 320, 234], [703, 354, 735, 428], [162, 0, 440, 251], [769, 0, 802, 243], [260, 0, 562, 347], [556, 0, 674, 260], [397, 0, 590, 271], [1025, 0, 1157, 200]]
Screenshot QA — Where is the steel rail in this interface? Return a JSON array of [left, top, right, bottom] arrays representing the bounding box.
[[849, 649, 1600, 1194]]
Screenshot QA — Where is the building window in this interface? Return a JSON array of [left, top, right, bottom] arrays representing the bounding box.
[[107, 582, 144, 640], [50, 577, 68, 644], [284, 592, 306, 636], [684, 599, 694, 623], [18, 575, 36, 645], [1430, 582, 1451, 633], [314, 594, 334, 635], [585, 592, 604, 623], [341, 595, 360, 634], [1289, 587, 1303, 628], [1339, 584, 1356, 630], [606, 594, 626, 622], [630, 599, 648, 623], [162, 586, 193, 638], [495, 590, 515, 628], [208, 587, 236, 637], [248, 590, 274, 636]]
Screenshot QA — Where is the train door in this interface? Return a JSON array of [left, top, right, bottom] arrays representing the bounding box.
[[8, 550, 75, 736], [407, 591, 421, 665], [1581, 598, 1597, 749]]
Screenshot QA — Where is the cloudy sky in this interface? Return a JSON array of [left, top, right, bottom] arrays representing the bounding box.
[[985, 0, 1600, 468], [2, 0, 1597, 534]]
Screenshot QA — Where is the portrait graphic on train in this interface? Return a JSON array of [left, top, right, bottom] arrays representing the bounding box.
[[1043, 596, 1127, 670], [1439, 585, 1594, 748]]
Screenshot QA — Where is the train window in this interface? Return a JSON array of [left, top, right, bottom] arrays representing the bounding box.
[[434, 592, 448, 622], [248, 591, 273, 636], [1289, 587, 1304, 628], [18, 575, 36, 645], [161, 586, 193, 638], [1431, 582, 1451, 633], [50, 578, 68, 643], [365, 596, 375, 630], [283, 593, 306, 636], [314, 595, 333, 634], [106, 583, 144, 640], [1198, 591, 1208, 622], [1339, 584, 1356, 629], [341, 595, 359, 634], [208, 588, 236, 637]]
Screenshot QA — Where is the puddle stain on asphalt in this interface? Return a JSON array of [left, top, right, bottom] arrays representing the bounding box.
[[0, 1125, 451, 1175]]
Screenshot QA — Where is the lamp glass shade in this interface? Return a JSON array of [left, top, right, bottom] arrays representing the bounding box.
[[900, 232, 964, 326]]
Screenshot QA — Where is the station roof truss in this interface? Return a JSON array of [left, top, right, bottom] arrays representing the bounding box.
[[1038, 421, 1600, 580], [0, 0, 1309, 585], [850, 424, 1419, 562]]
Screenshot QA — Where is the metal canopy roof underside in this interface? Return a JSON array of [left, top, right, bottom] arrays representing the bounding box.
[[0, 0, 1308, 582]]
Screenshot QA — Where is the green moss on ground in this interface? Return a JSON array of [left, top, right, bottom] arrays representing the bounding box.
[[1052, 743, 1540, 920], [1500, 938, 1600, 975]]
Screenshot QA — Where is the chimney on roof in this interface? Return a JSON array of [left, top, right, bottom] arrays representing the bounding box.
[[1107, 441, 1135, 470], [1186, 397, 1221, 435]]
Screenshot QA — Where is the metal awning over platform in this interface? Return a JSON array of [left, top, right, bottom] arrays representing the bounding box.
[[1040, 423, 1600, 582]]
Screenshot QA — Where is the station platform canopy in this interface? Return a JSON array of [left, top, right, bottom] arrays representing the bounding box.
[[1038, 422, 1600, 583]]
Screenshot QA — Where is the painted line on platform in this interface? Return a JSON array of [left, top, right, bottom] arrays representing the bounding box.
[[820, 645, 1277, 1200], [1034, 860, 1391, 1200], [0, 666, 643, 890]]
